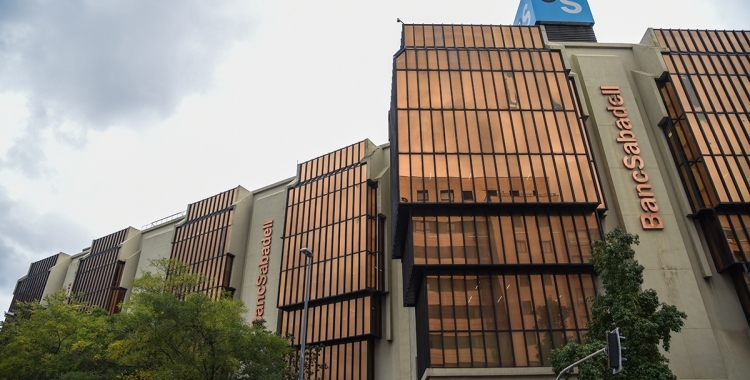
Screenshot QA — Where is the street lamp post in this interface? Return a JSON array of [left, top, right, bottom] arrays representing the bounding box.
[[298, 248, 314, 380]]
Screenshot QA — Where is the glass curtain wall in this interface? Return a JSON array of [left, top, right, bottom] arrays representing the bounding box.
[[390, 24, 603, 376], [655, 29, 750, 322], [278, 141, 383, 380], [169, 188, 238, 299], [71, 229, 129, 313]]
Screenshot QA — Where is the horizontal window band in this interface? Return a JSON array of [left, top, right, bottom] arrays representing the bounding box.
[[278, 289, 385, 311], [397, 202, 601, 215], [409, 264, 596, 277], [291, 335, 375, 350]]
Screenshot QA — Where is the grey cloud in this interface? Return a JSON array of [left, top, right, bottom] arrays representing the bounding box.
[[0, 0, 254, 175], [0, 184, 92, 310]]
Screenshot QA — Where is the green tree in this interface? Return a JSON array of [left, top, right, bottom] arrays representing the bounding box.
[[0, 292, 121, 380], [550, 228, 687, 379], [109, 259, 296, 380]]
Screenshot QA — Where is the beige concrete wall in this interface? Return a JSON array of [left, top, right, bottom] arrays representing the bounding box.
[[227, 186, 253, 294], [368, 143, 420, 380], [41, 253, 72, 300], [239, 178, 293, 327], [135, 218, 182, 279], [635, 28, 750, 379], [556, 40, 750, 379], [61, 249, 89, 298], [117, 227, 142, 299]]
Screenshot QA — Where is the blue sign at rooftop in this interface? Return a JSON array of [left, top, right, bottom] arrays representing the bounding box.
[[514, 0, 595, 26]]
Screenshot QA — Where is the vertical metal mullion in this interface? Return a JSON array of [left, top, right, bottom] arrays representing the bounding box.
[[549, 271, 564, 344], [505, 57, 524, 204], [523, 264, 542, 363], [458, 62, 480, 203], [435, 274, 446, 367], [482, 77, 503, 196], [573, 214, 588, 263], [445, 60, 469, 205], [476, 272, 490, 366], [663, 83, 705, 209], [459, 272, 473, 367], [492, 63, 516, 205], [552, 211, 572, 265], [535, 212, 547, 265], [484, 272, 501, 365], [512, 273, 531, 367], [547, 54, 573, 204], [694, 79, 734, 203], [575, 273, 592, 327], [529, 65, 553, 204], [470, 50, 500, 202], [707, 51, 750, 200], [518, 66, 536, 203], [434, 50, 454, 203]]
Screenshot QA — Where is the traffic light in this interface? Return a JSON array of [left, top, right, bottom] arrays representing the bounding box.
[[606, 328, 627, 374]]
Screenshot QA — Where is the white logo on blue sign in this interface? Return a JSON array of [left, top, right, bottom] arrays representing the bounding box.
[[514, 0, 594, 26]]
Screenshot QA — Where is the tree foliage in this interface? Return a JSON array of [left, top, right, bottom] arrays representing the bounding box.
[[0, 259, 301, 380], [550, 228, 687, 380], [0, 292, 121, 380], [110, 259, 296, 380]]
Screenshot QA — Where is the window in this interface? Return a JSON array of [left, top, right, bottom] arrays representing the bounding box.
[[462, 191, 474, 201], [417, 190, 429, 202], [504, 72, 519, 110], [440, 190, 454, 202], [414, 221, 426, 231], [486, 189, 498, 201], [511, 190, 521, 197], [425, 273, 594, 368], [679, 74, 702, 110], [516, 240, 528, 253], [542, 240, 553, 254]]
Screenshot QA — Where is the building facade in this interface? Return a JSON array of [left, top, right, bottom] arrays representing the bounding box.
[[6, 8, 750, 380], [389, 24, 603, 376]]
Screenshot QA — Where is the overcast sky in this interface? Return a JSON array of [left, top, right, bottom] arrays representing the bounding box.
[[1, 0, 749, 317]]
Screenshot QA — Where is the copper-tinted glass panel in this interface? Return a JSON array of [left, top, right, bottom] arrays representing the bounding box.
[[412, 211, 599, 265], [394, 25, 603, 376], [425, 273, 594, 368], [279, 142, 381, 380], [169, 188, 237, 299], [9, 254, 60, 312], [71, 228, 129, 313], [657, 29, 750, 326], [295, 340, 372, 380], [658, 30, 750, 211], [394, 40, 601, 207]]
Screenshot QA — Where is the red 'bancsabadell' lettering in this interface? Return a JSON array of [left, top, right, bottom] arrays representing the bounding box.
[[601, 86, 664, 230], [255, 220, 273, 319]]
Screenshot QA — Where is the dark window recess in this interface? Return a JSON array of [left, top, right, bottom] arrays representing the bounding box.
[[440, 190, 454, 202], [462, 191, 474, 201], [511, 190, 521, 197], [486, 190, 499, 201], [417, 190, 429, 202]]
